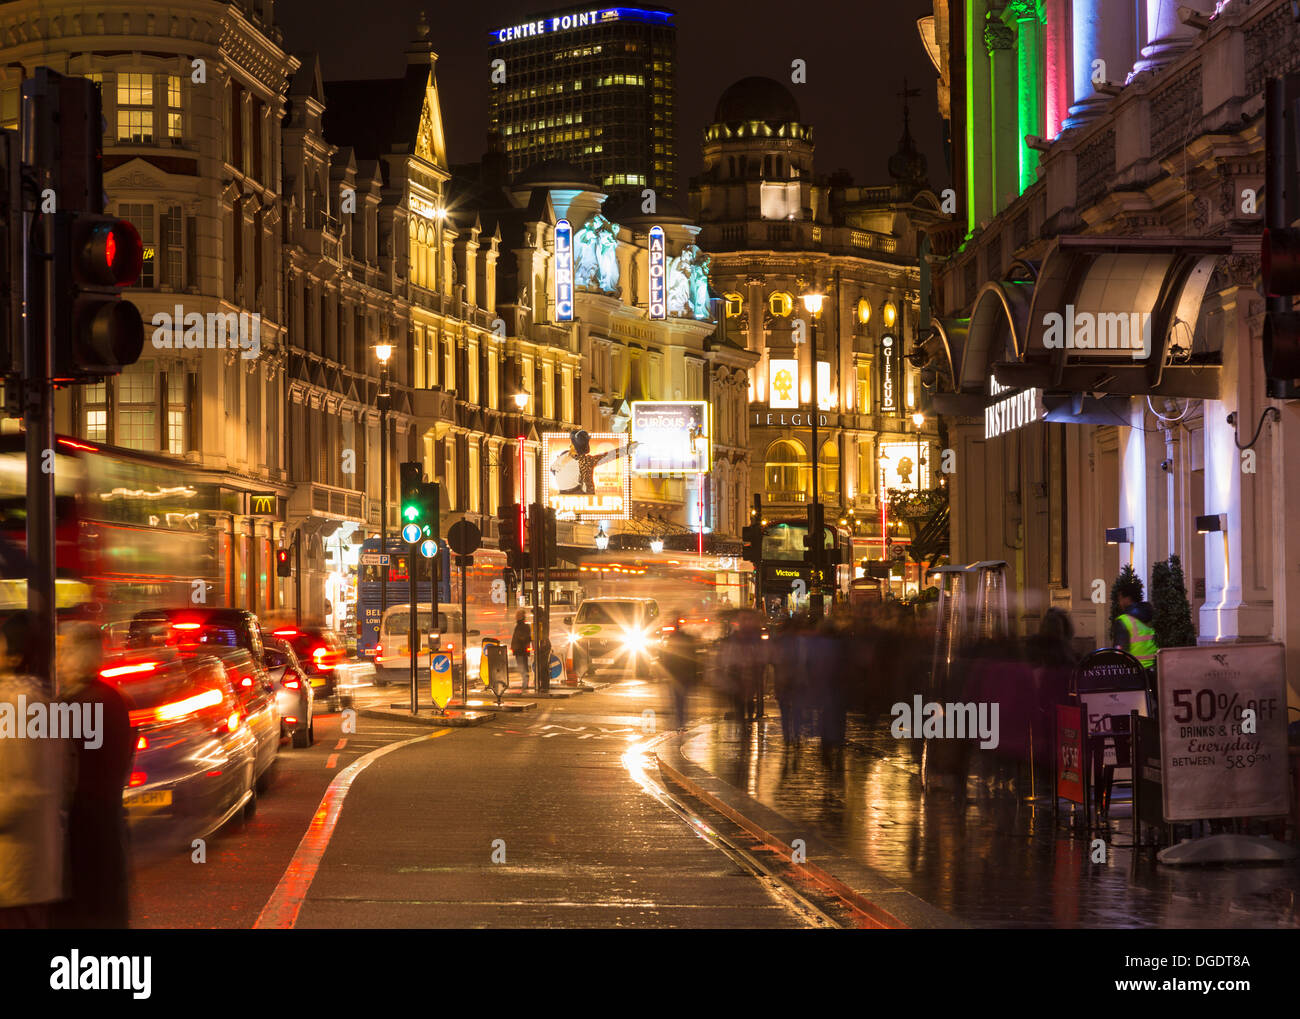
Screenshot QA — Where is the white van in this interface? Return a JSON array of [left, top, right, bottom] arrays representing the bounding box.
[[375, 603, 473, 685], [565, 597, 661, 678]]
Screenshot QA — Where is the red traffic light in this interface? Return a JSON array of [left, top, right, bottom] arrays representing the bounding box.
[[1261, 227, 1300, 297], [79, 218, 143, 286]]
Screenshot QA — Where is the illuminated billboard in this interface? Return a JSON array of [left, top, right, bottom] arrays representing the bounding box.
[[769, 359, 798, 409], [555, 219, 573, 322], [629, 401, 708, 474], [648, 226, 666, 320], [878, 440, 929, 493], [543, 431, 630, 519]]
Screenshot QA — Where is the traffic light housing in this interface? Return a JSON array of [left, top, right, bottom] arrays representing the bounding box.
[[741, 521, 762, 565], [803, 503, 825, 564], [399, 462, 423, 529], [275, 548, 292, 578], [1262, 226, 1300, 383], [51, 212, 144, 380], [415, 481, 439, 541], [498, 503, 526, 571], [543, 506, 557, 567]]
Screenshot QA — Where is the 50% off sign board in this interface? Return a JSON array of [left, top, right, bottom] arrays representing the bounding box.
[[1157, 642, 1289, 821]]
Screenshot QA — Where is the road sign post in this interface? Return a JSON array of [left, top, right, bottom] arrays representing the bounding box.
[[447, 519, 482, 705]]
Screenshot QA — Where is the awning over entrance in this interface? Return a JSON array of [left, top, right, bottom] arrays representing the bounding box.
[[990, 236, 1235, 399]]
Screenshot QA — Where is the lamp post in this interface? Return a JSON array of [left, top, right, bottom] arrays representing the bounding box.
[[912, 411, 925, 599], [879, 448, 890, 598], [375, 342, 393, 622], [802, 287, 826, 620]]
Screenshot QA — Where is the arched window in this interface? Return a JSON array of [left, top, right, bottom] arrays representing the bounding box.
[[409, 219, 419, 286], [765, 439, 808, 502], [819, 439, 839, 497]]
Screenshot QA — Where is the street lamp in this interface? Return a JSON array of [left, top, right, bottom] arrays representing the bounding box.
[[375, 342, 393, 622], [513, 389, 529, 411], [802, 286, 826, 620], [650, 536, 664, 554], [594, 523, 609, 551]]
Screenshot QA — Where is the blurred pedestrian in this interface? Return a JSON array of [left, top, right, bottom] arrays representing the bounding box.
[[660, 613, 698, 731], [50, 623, 134, 929], [773, 616, 806, 745], [511, 610, 531, 692], [0, 613, 66, 929], [1111, 578, 1156, 673]]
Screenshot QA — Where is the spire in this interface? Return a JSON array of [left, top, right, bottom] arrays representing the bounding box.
[[406, 10, 435, 65], [888, 76, 928, 197]]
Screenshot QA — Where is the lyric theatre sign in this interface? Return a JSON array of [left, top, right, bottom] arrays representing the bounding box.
[[985, 377, 1044, 439]]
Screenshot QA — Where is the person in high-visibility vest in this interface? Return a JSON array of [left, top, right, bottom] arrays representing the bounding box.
[[1110, 578, 1157, 668]]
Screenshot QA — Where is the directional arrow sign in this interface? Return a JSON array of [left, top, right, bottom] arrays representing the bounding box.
[[402, 523, 422, 543]]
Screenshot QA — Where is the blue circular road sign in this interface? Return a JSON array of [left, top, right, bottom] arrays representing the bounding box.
[[548, 654, 564, 681], [420, 538, 437, 558], [431, 654, 451, 673], [402, 523, 422, 543]]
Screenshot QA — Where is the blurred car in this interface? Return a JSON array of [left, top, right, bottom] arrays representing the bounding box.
[[127, 607, 272, 669], [263, 636, 314, 748], [102, 647, 257, 847], [564, 597, 661, 678], [268, 625, 358, 709], [175, 645, 279, 789]]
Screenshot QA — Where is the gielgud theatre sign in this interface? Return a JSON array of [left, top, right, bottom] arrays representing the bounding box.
[[752, 411, 831, 427]]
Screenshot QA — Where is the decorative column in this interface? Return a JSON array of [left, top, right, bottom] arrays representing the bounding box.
[[1005, 0, 1044, 192], [1133, 0, 1216, 76], [1041, 0, 1071, 139], [986, 11, 1019, 213], [965, 0, 995, 230], [1064, 0, 1137, 129]]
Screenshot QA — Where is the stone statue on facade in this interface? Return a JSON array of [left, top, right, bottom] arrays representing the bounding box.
[[573, 214, 620, 292]]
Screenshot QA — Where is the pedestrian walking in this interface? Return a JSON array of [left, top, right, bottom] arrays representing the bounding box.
[[50, 623, 134, 929], [510, 610, 531, 692], [660, 613, 699, 731], [0, 613, 67, 929]]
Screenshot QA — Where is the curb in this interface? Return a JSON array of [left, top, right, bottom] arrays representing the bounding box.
[[655, 730, 964, 930]]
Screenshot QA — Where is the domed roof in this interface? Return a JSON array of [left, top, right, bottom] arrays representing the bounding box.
[[713, 76, 801, 126], [515, 158, 594, 189], [600, 189, 692, 223]]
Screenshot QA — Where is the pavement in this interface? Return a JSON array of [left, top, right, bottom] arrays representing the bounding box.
[[671, 701, 1300, 929]]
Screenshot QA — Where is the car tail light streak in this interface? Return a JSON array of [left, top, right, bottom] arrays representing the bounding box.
[[128, 771, 147, 787], [136, 735, 148, 751], [283, 678, 301, 690], [171, 622, 201, 631], [142, 686, 224, 724], [273, 629, 299, 636], [240, 676, 253, 688], [101, 661, 160, 679], [284, 716, 298, 726]]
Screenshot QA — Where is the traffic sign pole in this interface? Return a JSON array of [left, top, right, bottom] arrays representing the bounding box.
[[409, 543, 418, 715]]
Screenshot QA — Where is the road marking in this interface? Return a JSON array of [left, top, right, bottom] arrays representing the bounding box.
[[335, 738, 348, 750], [255, 729, 451, 929], [324, 753, 338, 769]]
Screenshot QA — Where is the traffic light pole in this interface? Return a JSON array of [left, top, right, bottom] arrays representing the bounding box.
[[409, 542, 418, 716], [809, 314, 823, 622], [22, 73, 59, 694], [530, 504, 542, 694]]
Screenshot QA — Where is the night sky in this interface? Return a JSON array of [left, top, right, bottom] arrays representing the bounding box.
[[275, 0, 948, 196]]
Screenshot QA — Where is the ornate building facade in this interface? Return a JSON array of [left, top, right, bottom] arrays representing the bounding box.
[[690, 76, 945, 598], [916, 0, 1300, 700]]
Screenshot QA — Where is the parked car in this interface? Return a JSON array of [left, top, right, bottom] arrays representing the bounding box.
[[268, 625, 356, 710], [102, 647, 257, 848], [264, 636, 314, 748], [565, 597, 662, 678]]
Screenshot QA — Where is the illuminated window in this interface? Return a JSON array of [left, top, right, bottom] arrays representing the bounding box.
[[118, 203, 155, 287], [856, 363, 871, 413], [83, 382, 107, 443], [166, 74, 182, 139], [768, 291, 793, 317], [724, 293, 743, 317], [117, 73, 153, 142], [764, 439, 808, 502], [857, 299, 871, 325], [118, 366, 157, 451], [167, 370, 188, 454], [882, 302, 897, 328]]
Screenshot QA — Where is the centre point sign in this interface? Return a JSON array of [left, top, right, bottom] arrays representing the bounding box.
[[985, 377, 1044, 439]]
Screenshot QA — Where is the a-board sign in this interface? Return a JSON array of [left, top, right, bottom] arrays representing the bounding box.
[[1056, 704, 1085, 804], [1079, 688, 1148, 768], [1074, 647, 1146, 694], [1157, 642, 1289, 821], [1134, 713, 1164, 828]]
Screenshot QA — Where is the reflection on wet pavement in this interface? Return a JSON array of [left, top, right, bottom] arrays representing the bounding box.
[[683, 712, 1300, 928]]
